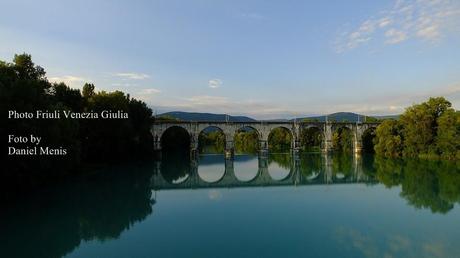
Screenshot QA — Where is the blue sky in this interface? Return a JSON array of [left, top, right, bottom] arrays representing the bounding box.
[[1, 0, 460, 119]]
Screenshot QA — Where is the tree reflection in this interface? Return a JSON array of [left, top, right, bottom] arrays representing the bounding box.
[[299, 154, 323, 178], [160, 151, 191, 184], [0, 163, 155, 258], [331, 153, 353, 177], [375, 157, 460, 214], [268, 153, 292, 170]]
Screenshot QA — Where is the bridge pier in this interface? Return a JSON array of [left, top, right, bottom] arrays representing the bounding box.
[[323, 154, 333, 183], [153, 138, 162, 159], [225, 139, 234, 159], [322, 123, 333, 153], [190, 134, 199, 159], [259, 140, 268, 156], [291, 136, 301, 156], [353, 127, 363, 154], [225, 157, 234, 176]]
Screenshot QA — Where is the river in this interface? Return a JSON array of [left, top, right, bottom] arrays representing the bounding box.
[[2, 152, 460, 258]]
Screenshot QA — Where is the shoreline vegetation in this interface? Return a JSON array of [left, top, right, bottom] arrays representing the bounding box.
[[1, 53, 459, 200], [374, 97, 460, 160], [1, 54, 154, 199]]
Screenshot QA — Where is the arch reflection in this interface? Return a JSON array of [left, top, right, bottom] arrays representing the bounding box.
[[233, 155, 259, 182], [198, 155, 226, 183]]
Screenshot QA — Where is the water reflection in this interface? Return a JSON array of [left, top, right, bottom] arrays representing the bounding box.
[[233, 154, 259, 182], [0, 163, 156, 258], [198, 155, 226, 183], [153, 153, 460, 214], [268, 153, 292, 181], [374, 157, 460, 214], [1, 153, 460, 258], [152, 153, 373, 189]]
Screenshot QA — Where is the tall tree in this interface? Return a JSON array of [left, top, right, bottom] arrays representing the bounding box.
[[374, 120, 403, 157], [436, 110, 460, 160]]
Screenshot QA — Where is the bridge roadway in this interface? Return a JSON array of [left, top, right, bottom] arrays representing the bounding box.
[[150, 154, 376, 191], [151, 120, 380, 158]]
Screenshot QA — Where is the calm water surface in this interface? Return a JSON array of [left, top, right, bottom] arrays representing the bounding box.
[[2, 153, 460, 258]]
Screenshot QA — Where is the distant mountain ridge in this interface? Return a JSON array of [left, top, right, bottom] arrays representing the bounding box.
[[292, 112, 399, 122], [158, 111, 256, 122], [158, 111, 399, 122]]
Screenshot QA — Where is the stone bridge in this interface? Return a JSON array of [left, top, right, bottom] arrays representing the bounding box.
[[150, 154, 375, 190], [151, 121, 380, 158]]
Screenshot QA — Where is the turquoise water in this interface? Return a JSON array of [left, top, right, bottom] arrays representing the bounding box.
[[2, 153, 460, 258]]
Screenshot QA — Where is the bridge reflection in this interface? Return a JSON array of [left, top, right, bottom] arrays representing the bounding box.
[[151, 153, 376, 190]]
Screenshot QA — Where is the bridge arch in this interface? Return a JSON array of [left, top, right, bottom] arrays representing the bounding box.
[[233, 155, 260, 182], [159, 150, 192, 185], [267, 126, 293, 152], [300, 125, 324, 152], [197, 155, 226, 183], [197, 126, 226, 154], [160, 125, 191, 152], [362, 126, 377, 153], [267, 153, 293, 181], [331, 125, 354, 152], [234, 126, 260, 154]]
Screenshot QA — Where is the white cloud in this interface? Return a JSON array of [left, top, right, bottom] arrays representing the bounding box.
[[48, 75, 88, 88], [379, 17, 392, 28], [144, 82, 460, 119], [185, 95, 228, 105], [335, 0, 460, 52], [385, 29, 408, 44], [132, 88, 161, 102], [208, 79, 223, 89], [114, 72, 150, 80], [140, 88, 161, 94], [416, 24, 440, 39], [239, 12, 265, 20]]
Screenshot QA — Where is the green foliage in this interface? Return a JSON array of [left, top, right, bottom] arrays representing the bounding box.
[[374, 157, 460, 213], [82, 90, 153, 161], [332, 127, 353, 152], [374, 97, 459, 160], [234, 130, 259, 154], [268, 153, 292, 169], [374, 120, 403, 157], [268, 127, 292, 152], [364, 116, 379, 122], [156, 115, 179, 121], [82, 83, 95, 99], [52, 82, 84, 111], [400, 97, 451, 156], [302, 118, 319, 122], [331, 153, 353, 176], [1, 54, 153, 195], [198, 130, 225, 153], [436, 110, 460, 160], [362, 128, 376, 153], [300, 127, 322, 152]]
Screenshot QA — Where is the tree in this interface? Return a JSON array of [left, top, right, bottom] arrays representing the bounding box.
[[82, 83, 95, 99], [1, 53, 154, 199], [332, 127, 353, 152], [374, 120, 403, 157], [268, 127, 292, 152], [436, 110, 460, 160], [300, 127, 322, 151], [51, 82, 83, 111], [365, 116, 379, 123], [13, 53, 46, 81], [374, 97, 458, 159], [400, 97, 451, 157]]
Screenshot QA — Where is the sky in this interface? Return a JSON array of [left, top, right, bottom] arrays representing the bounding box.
[[1, 0, 460, 119]]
